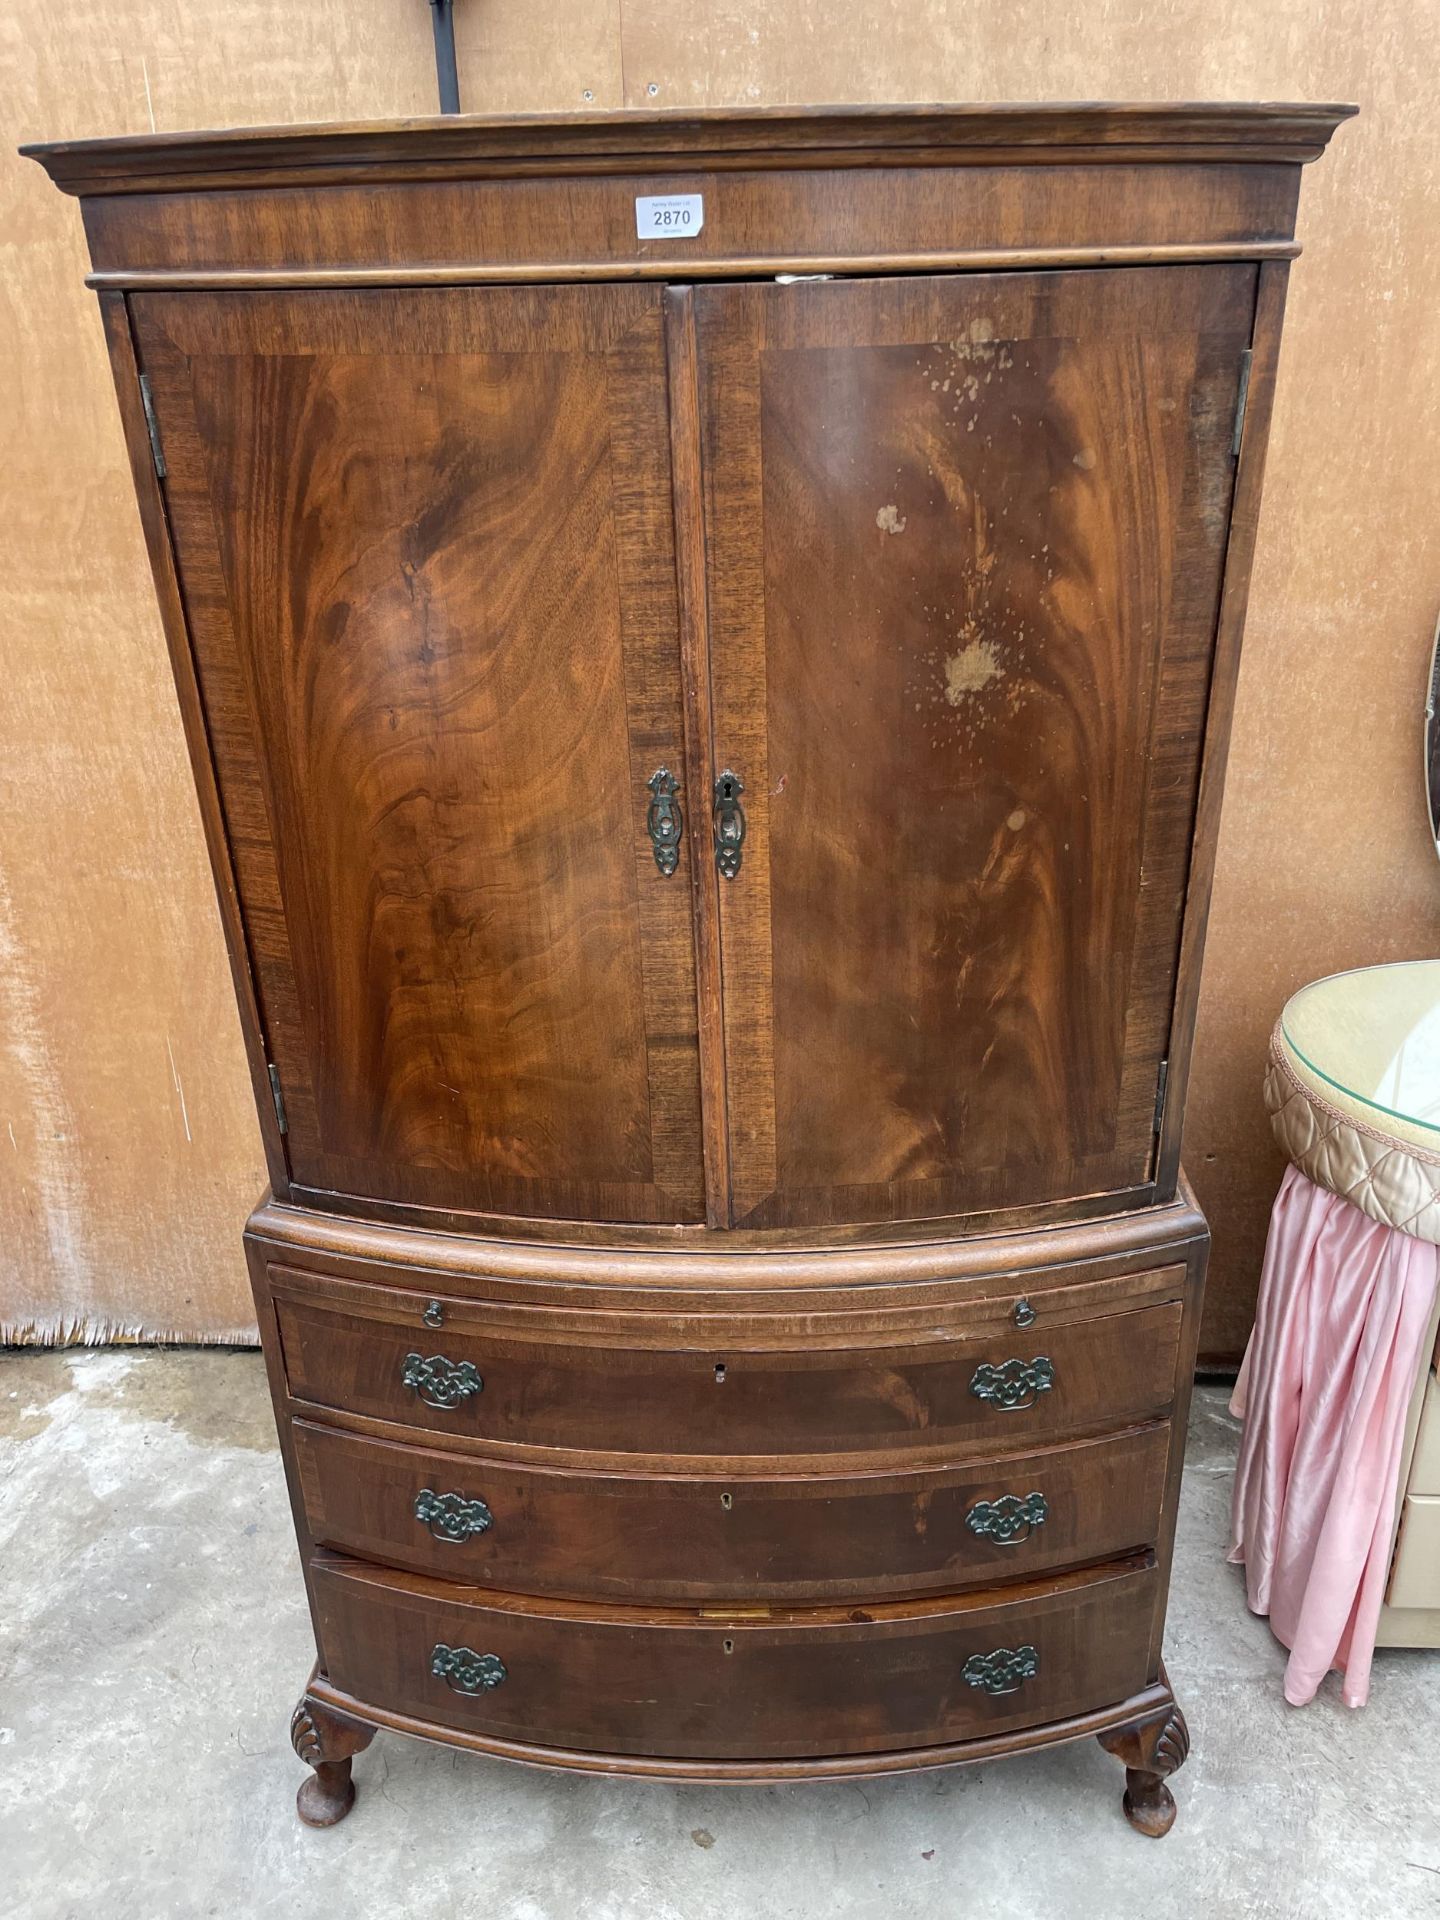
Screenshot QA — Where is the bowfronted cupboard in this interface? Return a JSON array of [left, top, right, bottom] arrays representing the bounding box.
[[27, 100, 1350, 1833]]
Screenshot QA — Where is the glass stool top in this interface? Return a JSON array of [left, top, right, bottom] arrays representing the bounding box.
[[1282, 960, 1440, 1137]]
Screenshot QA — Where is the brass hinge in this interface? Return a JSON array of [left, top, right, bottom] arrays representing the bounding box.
[[1231, 349, 1253, 458], [1153, 1058, 1170, 1136], [138, 374, 166, 479], [267, 1063, 288, 1136]]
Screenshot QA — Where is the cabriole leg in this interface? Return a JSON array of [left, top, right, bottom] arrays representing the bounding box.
[[290, 1686, 375, 1828], [1096, 1685, 1190, 1838]]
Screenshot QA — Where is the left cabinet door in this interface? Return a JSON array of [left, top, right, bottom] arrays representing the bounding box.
[[131, 287, 706, 1226]]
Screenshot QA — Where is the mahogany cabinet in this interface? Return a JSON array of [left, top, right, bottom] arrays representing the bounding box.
[[27, 99, 1350, 1835]]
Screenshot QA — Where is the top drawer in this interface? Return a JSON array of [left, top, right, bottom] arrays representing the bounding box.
[[271, 1264, 1184, 1464]]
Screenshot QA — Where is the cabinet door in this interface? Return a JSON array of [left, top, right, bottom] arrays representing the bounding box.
[[133, 287, 705, 1225], [693, 267, 1255, 1230]]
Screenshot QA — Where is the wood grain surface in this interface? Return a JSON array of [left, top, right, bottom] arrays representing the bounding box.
[[132, 286, 704, 1225], [271, 1279, 1183, 1460], [7, 1, 1426, 1361], [290, 1414, 1171, 1601], [246, 1185, 1207, 1792], [310, 1551, 1160, 1760], [697, 266, 1249, 1228], [100, 219, 1263, 1245]]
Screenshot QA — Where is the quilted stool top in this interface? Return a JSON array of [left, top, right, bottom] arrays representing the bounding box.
[[1266, 961, 1440, 1242]]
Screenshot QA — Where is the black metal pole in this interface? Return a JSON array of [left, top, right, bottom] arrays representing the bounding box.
[[429, 0, 460, 114]]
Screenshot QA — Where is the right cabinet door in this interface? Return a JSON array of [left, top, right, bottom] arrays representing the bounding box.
[[694, 266, 1256, 1230]]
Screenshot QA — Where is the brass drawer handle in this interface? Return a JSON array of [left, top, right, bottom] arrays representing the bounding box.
[[969, 1356, 1055, 1411], [963, 1644, 1039, 1697], [431, 1644, 507, 1696], [402, 1352, 483, 1410], [646, 767, 684, 875], [713, 770, 746, 879], [414, 1488, 493, 1542], [966, 1491, 1048, 1545]]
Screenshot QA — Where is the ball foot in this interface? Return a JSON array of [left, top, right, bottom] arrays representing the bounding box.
[[1097, 1675, 1189, 1840], [291, 1683, 374, 1830], [1120, 1775, 1177, 1838], [297, 1759, 357, 1828]]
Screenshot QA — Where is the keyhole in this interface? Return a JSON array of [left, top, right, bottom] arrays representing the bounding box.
[[720, 1491, 733, 1511], [714, 1361, 727, 1383], [722, 1638, 734, 1655]]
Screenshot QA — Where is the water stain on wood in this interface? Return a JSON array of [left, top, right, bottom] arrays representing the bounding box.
[[943, 639, 1004, 702]]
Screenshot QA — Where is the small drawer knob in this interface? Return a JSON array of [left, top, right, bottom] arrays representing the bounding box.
[[1012, 1296, 1037, 1329], [969, 1356, 1055, 1411], [402, 1352, 483, 1410], [414, 1488, 493, 1542], [965, 1491, 1048, 1545], [963, 1644, 1039, 1697], [430, 1643, 507, 1696], [422, 1299, 445, 1328]]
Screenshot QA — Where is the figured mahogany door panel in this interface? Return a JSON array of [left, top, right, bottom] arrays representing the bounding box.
[[694, 267, 1255, 1229], [291, 1416, 1171, 1602], [311, 1553, 1160, 1760], [130, 288, 705, 1224]]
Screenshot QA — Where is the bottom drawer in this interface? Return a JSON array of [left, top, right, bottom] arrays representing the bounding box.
[[311, 1554, 1159, 1761]]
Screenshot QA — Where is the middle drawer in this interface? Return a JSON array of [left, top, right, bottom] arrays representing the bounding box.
[[291, 1417, 1170, 1602]]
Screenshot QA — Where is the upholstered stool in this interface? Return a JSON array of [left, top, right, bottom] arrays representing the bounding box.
[[1230, 961, 1440, 1704]]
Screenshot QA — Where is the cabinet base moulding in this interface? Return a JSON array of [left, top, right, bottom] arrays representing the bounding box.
[[293, 1667, 1188, 1811]]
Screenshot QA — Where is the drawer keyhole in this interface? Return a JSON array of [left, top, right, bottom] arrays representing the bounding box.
[[720, 1491, 733, 1511], [723, 1638, 734, 1655], [714, 1360, 727, 1383]]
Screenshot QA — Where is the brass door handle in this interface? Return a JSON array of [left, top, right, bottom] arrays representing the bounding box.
[[713, 770, 746, 879], [646, 767, 683, 875]]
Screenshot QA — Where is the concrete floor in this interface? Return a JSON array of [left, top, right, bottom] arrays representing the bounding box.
[[1, 1354, 1437, 1920]]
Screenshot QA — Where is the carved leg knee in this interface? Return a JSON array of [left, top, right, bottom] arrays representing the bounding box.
[[290, 1688, 375, 1828], [1097, 1689, 1190, 1838]]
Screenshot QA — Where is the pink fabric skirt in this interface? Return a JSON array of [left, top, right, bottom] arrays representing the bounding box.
[[1229, 1164, 1440, 1705]]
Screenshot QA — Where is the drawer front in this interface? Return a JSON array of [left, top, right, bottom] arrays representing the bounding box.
[[293, 1418, 1170, 1601], [1408, 1373, 1440, 1495], [1388, 1493, 1440, 1610], [312, 1556, 1160, 1760], [275, 1290, 1182, 1460]]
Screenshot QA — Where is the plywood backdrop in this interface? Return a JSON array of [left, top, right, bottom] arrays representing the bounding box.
[[4, 0, 1436, 1356]]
